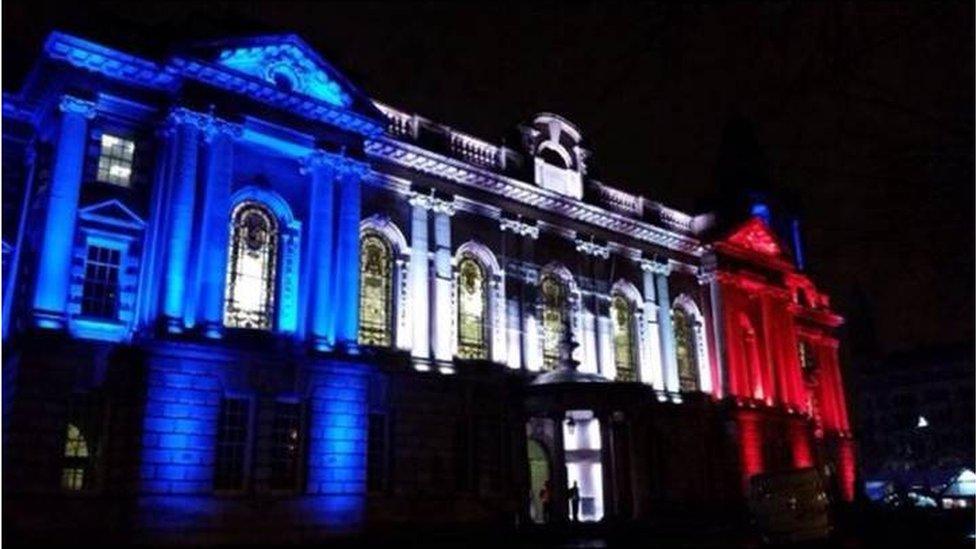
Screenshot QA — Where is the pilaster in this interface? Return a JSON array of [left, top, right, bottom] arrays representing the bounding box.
[[32, 96, 97, 329]]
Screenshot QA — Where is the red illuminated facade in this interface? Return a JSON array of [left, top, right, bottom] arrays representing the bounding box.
[[713, 217, 855, 500]]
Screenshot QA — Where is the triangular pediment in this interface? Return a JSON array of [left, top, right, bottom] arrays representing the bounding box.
[[78, 199, 146, 229], [178, 34, 384, 135], [213, 35, 352, 108], [723, 217, 785, 258]]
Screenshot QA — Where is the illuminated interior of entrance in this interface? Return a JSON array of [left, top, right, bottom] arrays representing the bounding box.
[[563, 410, 604, 522], [527, 438, 550, 524]]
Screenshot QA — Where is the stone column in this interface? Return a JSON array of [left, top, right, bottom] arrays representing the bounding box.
[[576, 239, 611, 376], [332, 160, 369, 352], [300, 152, 338, 350], [700, 263, 726, 398], [431, 197, 456, 366], [193, 116, 242, 337], [407, 193, 432, 362], [32, 96, 96, 329], [161, 108, 203, 333], [638, 260, 664, 390], [644, 259, 678, 393], [499, 219, 541, 370]]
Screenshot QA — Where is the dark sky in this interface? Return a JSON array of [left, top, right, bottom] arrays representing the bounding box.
[[4, 2, 973, 357]]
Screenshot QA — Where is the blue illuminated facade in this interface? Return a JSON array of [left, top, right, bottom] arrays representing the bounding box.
[[3, 30, 853, 545]]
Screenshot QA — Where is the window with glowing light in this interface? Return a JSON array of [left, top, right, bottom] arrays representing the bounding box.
[[96, 134, 135, 187], [672, 306, 700, 391], [223, 203, 277, 330], [358, 232, 393, 346], [541, 275, 567, 369], [612, 295, 637, 381], [60, 395, 101, 491], [457, 255, 488, 359]]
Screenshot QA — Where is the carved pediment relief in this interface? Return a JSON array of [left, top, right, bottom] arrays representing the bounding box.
[[215, 37, 352, 108]]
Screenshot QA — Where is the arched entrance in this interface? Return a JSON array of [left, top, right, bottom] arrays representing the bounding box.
[[527, 439, 551, 524]]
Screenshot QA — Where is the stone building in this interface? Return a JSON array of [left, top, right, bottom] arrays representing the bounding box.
[[2, 32, 854, 544]]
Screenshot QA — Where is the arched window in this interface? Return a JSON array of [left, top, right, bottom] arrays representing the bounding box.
[[612, 295, 637, 382], [541, 275, 567, 369], [672, 306, 700, 391], [457, 255, 488, 359], [224, 202, 277, 330], [358, 232, 394, 347]]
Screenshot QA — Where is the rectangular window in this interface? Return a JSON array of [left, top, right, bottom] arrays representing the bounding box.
[[81, 245, 121, 319], [96, 134, 135, 187], [269, 401, 302, 490], [215, 398, 249, 491], [61, 394, 102, 491], [367, 413, 387, 492]]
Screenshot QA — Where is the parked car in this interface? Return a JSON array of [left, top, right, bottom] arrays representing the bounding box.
[[748, 468, 833, 544]]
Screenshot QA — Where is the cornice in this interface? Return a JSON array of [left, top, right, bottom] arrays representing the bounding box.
[[364, 136, 702, 256]]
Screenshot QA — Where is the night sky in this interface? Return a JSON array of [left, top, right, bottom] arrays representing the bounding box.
[[4, 2, 973, 358]]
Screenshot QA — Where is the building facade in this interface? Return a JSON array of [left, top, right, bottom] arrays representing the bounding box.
[[2, 32, 854, 544]]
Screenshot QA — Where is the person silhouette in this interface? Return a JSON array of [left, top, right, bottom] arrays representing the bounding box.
[[568, 481, 581, 522], [539, 480, 552, 523]]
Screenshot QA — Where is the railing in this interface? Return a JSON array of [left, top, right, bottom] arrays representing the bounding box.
[[449, 130, 501, 169], [592, 181, 644, 217], [374, 101, 415, 139]]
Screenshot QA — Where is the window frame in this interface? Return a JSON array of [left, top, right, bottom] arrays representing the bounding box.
[[79, 242, 124, 320], [672, 305, 700, 392], [611, 294, 638, 382], [223, 202, 279, 331], [540, 275, 568, 370], [358, 231, 395, 347], [268, 399, 305, 493], [95, 133, 136, 187], [213, 396, 253, 494], [456, 254, 490, 360]]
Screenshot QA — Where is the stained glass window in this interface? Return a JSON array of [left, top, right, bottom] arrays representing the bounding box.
[[96, 134, 135, 187], [541, 275, 566, 369], [224, 203, 277, 330], [673, 306, 700, 391], [457, 256, 488, 359], [358, 233, 393, 346], [612, 295, 637, 381]]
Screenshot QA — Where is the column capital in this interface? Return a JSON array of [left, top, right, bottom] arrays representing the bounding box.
[[408, 191, 454, 215], [200, 117, 243, 143], [640, 258, 671, 275], [300, 149, 369, 178], [430, 197, 456, 216], [500, 217, 539, 239], [165, 107, 242, 141], [697, 267, 718, 285], [59, 95, 97, 119], [575, 238, 610, 259]]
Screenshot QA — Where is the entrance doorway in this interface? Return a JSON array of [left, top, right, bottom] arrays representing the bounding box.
[[527, 438, 550, 524], [564, 410, 604, 522]]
